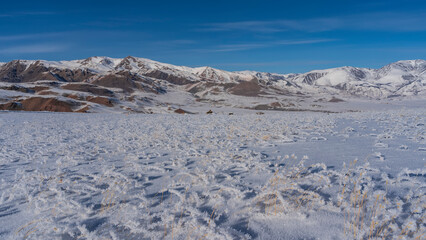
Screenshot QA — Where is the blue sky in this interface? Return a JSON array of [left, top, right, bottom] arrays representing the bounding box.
[[0, 0, 425, 73]]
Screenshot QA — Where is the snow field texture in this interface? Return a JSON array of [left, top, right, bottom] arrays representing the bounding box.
[[0, 111, 424, 239]]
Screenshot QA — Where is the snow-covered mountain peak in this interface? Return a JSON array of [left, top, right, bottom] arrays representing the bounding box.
[[194, 66, 231, 82], [393, 59, 426, 67], [70, 56, 121, 73], [379, 60, 426, 74], [79, 56, 120, 67], [234, 70, 295, 81], [294, 67, 361, 86], [0, 57, 121, 73], [114, 56, 142, 72], [114, 56, 189, 74]]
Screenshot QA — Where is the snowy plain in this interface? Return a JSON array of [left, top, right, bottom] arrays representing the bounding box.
[[0, 110, 424, 239]]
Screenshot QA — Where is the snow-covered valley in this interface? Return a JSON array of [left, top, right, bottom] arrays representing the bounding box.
[[0, 110, 424, 239]]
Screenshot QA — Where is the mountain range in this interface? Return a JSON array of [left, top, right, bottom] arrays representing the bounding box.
[[0, 56, 425, 113]]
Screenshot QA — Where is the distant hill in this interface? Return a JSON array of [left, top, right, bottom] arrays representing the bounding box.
[[0, 56, 425, 113]]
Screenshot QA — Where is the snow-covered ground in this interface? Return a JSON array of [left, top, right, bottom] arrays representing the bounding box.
[[0, 111, 424, 239]]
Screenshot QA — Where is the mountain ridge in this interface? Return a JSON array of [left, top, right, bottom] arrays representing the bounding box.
[[2, 56, 425, 73], [0, 56, 425, 113]]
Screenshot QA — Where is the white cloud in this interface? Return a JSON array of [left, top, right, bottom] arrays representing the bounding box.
[[195, 39, 337, 52], [0, 11, 55, 18], [199, 12, 426, 33], [0, 44, 68, 54], [0, 32, 66, 41]]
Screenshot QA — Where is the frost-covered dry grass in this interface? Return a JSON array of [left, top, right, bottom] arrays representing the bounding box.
[[0, 110, 424, 239]]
